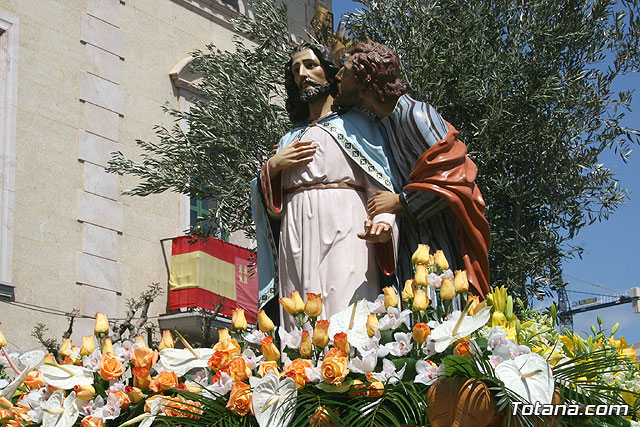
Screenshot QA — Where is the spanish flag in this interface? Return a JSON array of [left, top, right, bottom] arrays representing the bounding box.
[[169, 236, 258, 322]]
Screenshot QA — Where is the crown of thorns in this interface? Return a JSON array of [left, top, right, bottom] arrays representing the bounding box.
[[304, 6, 355, 63]]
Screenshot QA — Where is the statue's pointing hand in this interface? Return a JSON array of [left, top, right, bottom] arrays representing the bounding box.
[[268, 138, 316, 176], [357, 219, 392, 243]]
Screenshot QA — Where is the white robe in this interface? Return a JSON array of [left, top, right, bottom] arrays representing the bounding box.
[[264, 125, 396, 330]]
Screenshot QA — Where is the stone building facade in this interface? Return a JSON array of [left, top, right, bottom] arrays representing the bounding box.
[[0, 0, 330, 351]]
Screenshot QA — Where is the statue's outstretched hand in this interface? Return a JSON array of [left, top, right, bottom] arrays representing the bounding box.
[[357, 219, 392, 243], [367, 191, 402, 217], [268, 138, 316, 176]]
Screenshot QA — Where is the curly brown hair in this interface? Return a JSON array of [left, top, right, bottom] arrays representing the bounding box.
[[350, 41, 407, 103]]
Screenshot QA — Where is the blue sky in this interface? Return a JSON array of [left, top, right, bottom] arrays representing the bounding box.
[[332, 0, 640, 344]]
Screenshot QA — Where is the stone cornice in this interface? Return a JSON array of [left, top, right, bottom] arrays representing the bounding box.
[[171, 0, 244, 31]]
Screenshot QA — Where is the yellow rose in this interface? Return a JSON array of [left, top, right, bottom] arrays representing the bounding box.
[[412, 323, 431, 344], [440, 277, 455, 300], [433, 250, 449, 271], [260, 336, 281, 362], [414, 264, 428, 287], [158, 330, 174, 351], [94, 312, 109, 335], [0, 328, 6, 348], [321, 356, 349, 385], [99, 354, 123, 381], [454, 270, 469, 293], [413, 289, 429, 311], [291, 290, 305, 313], [333, 332, 350, 356], [59, 338, 72, 358], [217, 328, 231, 342], [102, 337, 115, 356], [382, 286, 398, 309], [132, 344, 159, 369], [279, 296, 298, 316], [74, 384, 96, 401], [213, 329, 241, 358], [304, 293, 323, 318], [226, 382, 253, 416], [79, 335, 95, 357], [300, 331, 312, 358], [232, 308, 248, 330], [258, 361, 281, 377], [149, 371, 179, 392], [185, 384, 201, 394], [402, 279, 415, 300], [257, 309, 275, 333], [312, 320, 330, 348], [366, 314, 379, 337], [411, 244, 431, 265], [125, 386, 144, 404]]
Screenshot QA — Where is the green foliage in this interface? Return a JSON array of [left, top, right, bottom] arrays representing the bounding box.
[[107, 0, 640, 302], [347, 0, 640, 302]]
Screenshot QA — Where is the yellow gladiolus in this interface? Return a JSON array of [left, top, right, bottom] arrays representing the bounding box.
[[433, 250, 449, 271], [453, 270, 469, 293], [413, 289, 429, 311], [94, 312, 109, 335], [232, 308, 248, 330], [492, 311, 508, 327], [257, 309, 275, 333], [440, 277, 455, 300]]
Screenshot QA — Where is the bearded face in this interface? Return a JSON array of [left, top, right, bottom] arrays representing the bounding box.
[[299, 79, 332, 104]]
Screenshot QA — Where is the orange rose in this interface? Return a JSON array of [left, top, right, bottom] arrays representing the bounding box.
[[367, 381, 384, 398], [182, 399, 203, 419], [81, 416, 105, 427], [300, 331, 312, 358], [99, 355, 123, 381], [213, 329, 241, 358], [74, 384, 96, 401], [325, 347, 347, 358], [226, 357, 252, 382], [258, 361, 281, 377], [412, 323, 431, 344], [149, 371, 179, 392], [108, 390, 130, 410], [284, 369, 306, 389], [165, 396, 202, 419], [207, 350, 232, 371], [132, 345, 159, 369], [134, 372, 151, 390], [285, 358, 312, 389], [321, 356, 349, 385], [225, 382, 253, 416], [125, 386, 144, 404], [313, 320, 330, 348], [304, 293, 323, 317], [260, 336, 280, 362], [0, 397, 13, 420], [24, 369, 45, 389], [333, 332, 350, 356], [454, 342, 472, 359], [309, 406, 338, 427], [467, 295, 483, 316], [347, 380, 368, 398]]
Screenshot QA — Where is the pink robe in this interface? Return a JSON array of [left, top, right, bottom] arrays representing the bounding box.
[[261, 125, 396, 329]]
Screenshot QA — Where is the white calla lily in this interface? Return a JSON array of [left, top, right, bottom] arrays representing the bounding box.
[[251, 372, 298, 427], [16, 350, 46, 371], [156, 348, 215, 377], [0, 365, 32, 399], [328, 301, 373, 351], [430, 306, 491, 353], [39, 363, 94, 389], [495, 353, 554, 404], [42, 390, 79, 427]]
